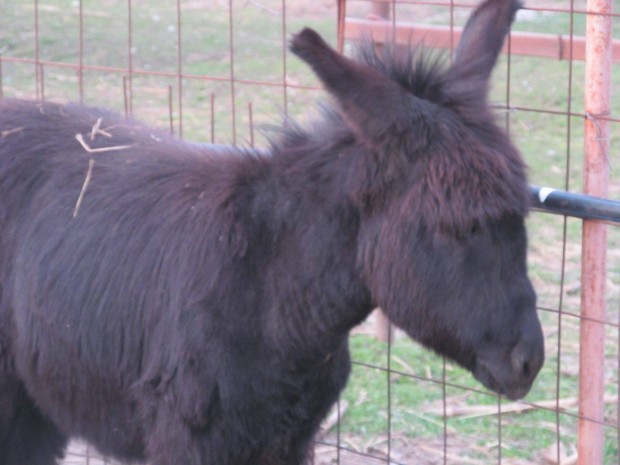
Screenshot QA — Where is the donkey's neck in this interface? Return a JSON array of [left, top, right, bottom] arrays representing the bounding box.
[[254, 135, 374, 358]]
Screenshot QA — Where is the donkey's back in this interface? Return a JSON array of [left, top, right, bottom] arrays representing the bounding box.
[[0, 99, 273, 463]]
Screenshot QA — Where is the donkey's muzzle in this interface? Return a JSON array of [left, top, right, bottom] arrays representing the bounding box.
[[474, 318, 545, 400], [505, 336, 545, 400]]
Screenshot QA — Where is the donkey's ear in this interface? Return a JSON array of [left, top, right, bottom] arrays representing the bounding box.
[[450, 0, 522, 93], [290, 28, 427, 150]]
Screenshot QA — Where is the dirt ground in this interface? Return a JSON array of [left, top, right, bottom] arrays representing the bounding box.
[[62, 434, 541, 465]]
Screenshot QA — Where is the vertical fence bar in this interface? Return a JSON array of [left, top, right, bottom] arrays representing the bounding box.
[[122, 76, 129, 117], [248, 103, 255, 148], [555, 3, 576, 464], [578, 1, 613, 464], [281, 0, 288, 116], [126, 0, 133, 116], [38, 63, 45, 101], [228, 0, 237, 145], [209, 93, 215, 143], [176, 0, 183, 138], [369, 0, 393, 345], [34, 0, 40, 99], [448, 0, 454, 59], [168, 84, 174, 136], [336, 0, 346, 53], [78, 0, 84, 103]]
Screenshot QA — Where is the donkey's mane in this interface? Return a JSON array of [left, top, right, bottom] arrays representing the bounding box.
[[271, 39, 530, 232], [272, 42, 449, 145], [357, 41, 449, 105]]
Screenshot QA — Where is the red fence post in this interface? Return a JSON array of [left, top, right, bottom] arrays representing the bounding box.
[[370, 0, 389, 19], [578, 1, 613, 464]]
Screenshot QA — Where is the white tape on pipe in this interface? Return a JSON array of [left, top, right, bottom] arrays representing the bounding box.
[[538, 187, 556, 203]]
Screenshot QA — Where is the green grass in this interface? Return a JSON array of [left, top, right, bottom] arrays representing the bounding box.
[[2, 1, 620, 463], [342, 330, 620, 462], [0, 0, 336, 143]]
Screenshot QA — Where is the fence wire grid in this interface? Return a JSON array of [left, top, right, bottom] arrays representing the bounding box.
[[1, 0, 619, 464]]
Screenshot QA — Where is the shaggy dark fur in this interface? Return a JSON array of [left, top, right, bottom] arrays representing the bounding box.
[[0, 1, 544, 464]]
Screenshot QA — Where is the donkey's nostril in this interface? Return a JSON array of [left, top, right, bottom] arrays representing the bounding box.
[[510, 341, 543, 380], [511, 345, 533, 378], [510, 348, 525, 374], [522, 361, 530, 376]]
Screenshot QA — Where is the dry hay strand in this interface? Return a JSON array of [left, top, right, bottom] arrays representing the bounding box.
[[424, 394, 618, 419], [1, 127, 24, 139], [73, 122, 135, 217], [89, 117, 113, 141], [73, 157, 95, 218], [75, 133, 133, 154]]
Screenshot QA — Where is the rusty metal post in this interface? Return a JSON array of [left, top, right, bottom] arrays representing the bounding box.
[[578, 1, 613, 464], [370, 0, 389, 20], [337, 0, 347, 53]]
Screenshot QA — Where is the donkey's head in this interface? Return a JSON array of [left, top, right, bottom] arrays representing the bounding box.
[[291, 0, 543, 400]]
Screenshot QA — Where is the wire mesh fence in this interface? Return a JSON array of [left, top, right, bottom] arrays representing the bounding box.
[[0, 1, 619, 464]]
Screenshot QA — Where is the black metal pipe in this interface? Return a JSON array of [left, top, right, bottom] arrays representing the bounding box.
[[529, 185, 620, 225]]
